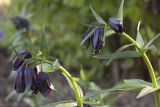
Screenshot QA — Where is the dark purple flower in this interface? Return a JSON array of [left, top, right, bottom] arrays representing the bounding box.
[[14, 65, 38, 93], [108, 17, 124, 33], [36, 72, 55, 97], [82, 22, 105, 55], [11, 16, 30, 30], [12, 51, 32, 71], [0, 31, 5, 39], [14, 65, 26, 93]]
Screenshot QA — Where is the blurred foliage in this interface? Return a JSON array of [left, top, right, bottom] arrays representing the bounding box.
[[0, 0, 160, 80]]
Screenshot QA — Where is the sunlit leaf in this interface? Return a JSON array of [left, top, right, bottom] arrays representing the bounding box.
[[40, 100, 77, 107], [124, 79, 152, 86], [117, 0, 124, 23], [41, 63, 55, 73], [105, 29, 115, 37], [83, 90, 110, 100], [136, 86, 155, 99], [95, 44, 139, 65], [136, 21, 144, 47], [81, 27, 96, 45], [96, 51, 140, 65], [40, 27, 48, 59], [62, 72, 84, 98], [144, 45, 158, 52], [90, 5, 107, 25], [80, 66, 87, 81], [144, 33, 160, 50], [5, 91, 16, 101]]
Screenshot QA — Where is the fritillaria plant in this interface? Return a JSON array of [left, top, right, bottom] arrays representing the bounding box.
[[81, 0, 160, 107]]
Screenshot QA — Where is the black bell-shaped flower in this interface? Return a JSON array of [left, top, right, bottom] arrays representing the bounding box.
[[36, 72, 55, 97], [11, 16, 30, 30], [83, 22, 105, 55], [108, 17, 124, 33], [14, 65, 38, 93], [12, 51, 32, 71], [14, 65, 26, 93]]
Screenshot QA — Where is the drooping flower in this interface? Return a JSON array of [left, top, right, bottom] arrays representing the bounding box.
[[11, 16, 30, 30], [82, 22, 105, 55], [14, 65, 26, 93], [108, 17, 124, 33], [36, 72, 55, 97], [12, 51, 32, 71], [12, 51, 55, 97], [14, 65, 38, 93], [13, 51, 38, 93]]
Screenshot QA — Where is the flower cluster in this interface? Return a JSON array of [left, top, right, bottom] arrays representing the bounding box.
[[11, 16, 30, 31], [82, 18, 124, 54], [82, 22, 105, 55], [12, 51, 54, 97]]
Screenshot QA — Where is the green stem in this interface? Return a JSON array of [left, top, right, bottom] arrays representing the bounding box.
[[122, 32, 160, 107], [33, 95, 38, 107], [56, 66, 83, 107], [32, 58, 83, 107]]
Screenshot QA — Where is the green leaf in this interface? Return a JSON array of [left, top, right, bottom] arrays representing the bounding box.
[[40, 100, 77, 107], [124, 79, 152, 87], [83, 79, 152, 100], [5, 91, 16, 101], [111, 80, 150, 91], [62, 73, 84, 98], [136, 21, 144, 47], [80, 67, 87, 81], [96, 51, 140, 65], [95, 44, 139, 65], [144, 33, 160, 50], [83, 90, 110, 100], [105, 29, 115, 37], [136, 86, 155, 99], [117, 0, 124, 23], [90, 5, 107, 25], [81, 27, 96, 45], [53, 59, 61, 67], [40, 27, 48, 59], [41, 63, 56, 73], [145, 45, 158, 52]]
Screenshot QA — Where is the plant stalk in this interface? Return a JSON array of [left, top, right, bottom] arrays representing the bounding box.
[[122, 32, 160, 107], [33, 59, 83, 107], [56, 66, 83, 107]]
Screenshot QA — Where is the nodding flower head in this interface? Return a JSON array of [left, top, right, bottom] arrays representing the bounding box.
[[108, 17, 124, 33], [11, 16, 30, 30], [13, 51, 38, 93], [14, 65, 38, 93], [35, 72, 55, 97], [82, 22, 105, 55], [12, 51, 32, 71]]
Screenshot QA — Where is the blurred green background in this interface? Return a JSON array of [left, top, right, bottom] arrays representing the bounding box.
[[0, 0, 160, 107]]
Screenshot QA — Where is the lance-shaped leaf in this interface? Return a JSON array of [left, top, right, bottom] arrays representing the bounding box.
[[105, 29, 115, 37], [136, 86, 155, 99], [80, 67, 87, 81], [40, 27, 48, 59], [111, 79, 152, 91], [144, 33, 160, 50], [136, 21, 144, 47], [81, 27, 96, 45], [83, 79, 152, 100], [62, 72, 84, 98], [40, 100, 77, 107], [95, 44, 140, 65], [117, 0, 124, 23], [90, 5, 107, 25]]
